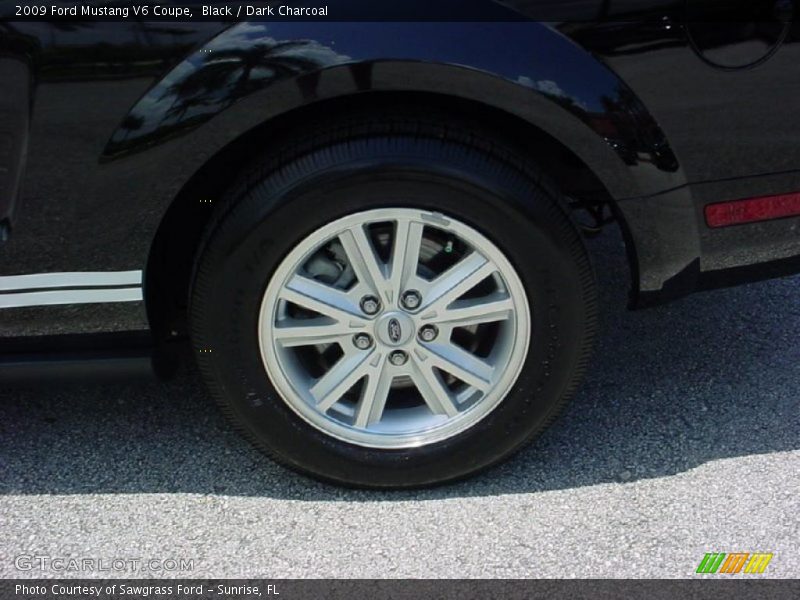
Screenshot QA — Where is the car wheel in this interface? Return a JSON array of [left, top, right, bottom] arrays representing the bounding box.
[[189, 108, 597, 488]]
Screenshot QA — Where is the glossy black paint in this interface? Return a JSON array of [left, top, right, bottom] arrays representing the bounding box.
[[0, 0, 799, 342], [0, 42, 29, 231], [0, 331, 160, 382]]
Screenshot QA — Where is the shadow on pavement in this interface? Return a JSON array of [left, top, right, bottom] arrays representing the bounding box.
[[1, 230, 798, 501]]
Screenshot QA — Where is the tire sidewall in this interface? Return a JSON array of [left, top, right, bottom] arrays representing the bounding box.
[[191, 138, 592, 487]]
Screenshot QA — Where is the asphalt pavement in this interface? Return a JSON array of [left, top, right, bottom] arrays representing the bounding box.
[[1, 228, 798, 578]]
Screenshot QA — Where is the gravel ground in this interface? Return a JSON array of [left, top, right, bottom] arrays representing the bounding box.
[[1, 229, 798, 579]]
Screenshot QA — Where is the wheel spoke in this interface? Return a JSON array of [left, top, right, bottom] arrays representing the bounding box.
[[433, 293, 514, 327], [354, 356, 393, 428], [422, 252, 496, 314], [388, 218, 425, 298], [410, 357, 459, 417], [281, 274, 365, 324], [310, 352, 372, 412], [338, 226, 388, 299], [273, 317, 353, 348], [424, 342, 494, 392]]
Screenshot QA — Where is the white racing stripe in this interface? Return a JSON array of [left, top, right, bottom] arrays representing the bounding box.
[[0, 270, 142, 291], [0, 270, 144, 309], [0, 287, 143, 309]]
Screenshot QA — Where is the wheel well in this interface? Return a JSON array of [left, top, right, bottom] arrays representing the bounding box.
[[145, 91, 623, 342]]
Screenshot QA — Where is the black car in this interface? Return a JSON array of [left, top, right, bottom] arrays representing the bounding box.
[[1, 1, 799, 487]]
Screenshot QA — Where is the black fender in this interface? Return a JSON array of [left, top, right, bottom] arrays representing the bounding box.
[[105, 22, 685, 200], [99, 21, 691, 323]]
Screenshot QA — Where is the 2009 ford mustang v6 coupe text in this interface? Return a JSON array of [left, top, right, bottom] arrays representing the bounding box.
[[1, 0, 799, 487]]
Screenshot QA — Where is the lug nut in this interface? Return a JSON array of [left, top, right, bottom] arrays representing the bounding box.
[[389, 350, 408, 366], [401, 290, 422, 311], [353, 333, 373, 350], [360, 295, 381, 315], [418, 325, 438, 342]]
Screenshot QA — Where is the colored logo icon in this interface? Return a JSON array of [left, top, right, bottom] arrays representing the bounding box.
[[696, 553, 773, 574]]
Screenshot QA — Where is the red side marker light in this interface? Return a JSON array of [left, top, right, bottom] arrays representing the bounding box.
[[705, 192, 800, 228]]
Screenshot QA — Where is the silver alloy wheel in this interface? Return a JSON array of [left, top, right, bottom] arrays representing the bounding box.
[[258, 208, 531, 448]]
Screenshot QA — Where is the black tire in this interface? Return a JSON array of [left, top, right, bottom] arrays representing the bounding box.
[[190, 107, 597, 488]]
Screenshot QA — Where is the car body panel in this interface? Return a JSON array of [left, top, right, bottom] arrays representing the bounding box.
[[0, 1, 799, 343], [0, 53, 30, 232]]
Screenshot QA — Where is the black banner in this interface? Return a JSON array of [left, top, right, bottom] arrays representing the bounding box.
[[2, 0, 795, 22], [3, 580, 800, 600]]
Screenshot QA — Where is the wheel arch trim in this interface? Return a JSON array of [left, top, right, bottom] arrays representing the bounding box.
[[105, 22, 684, 200], [124, 23, 688, 334]]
